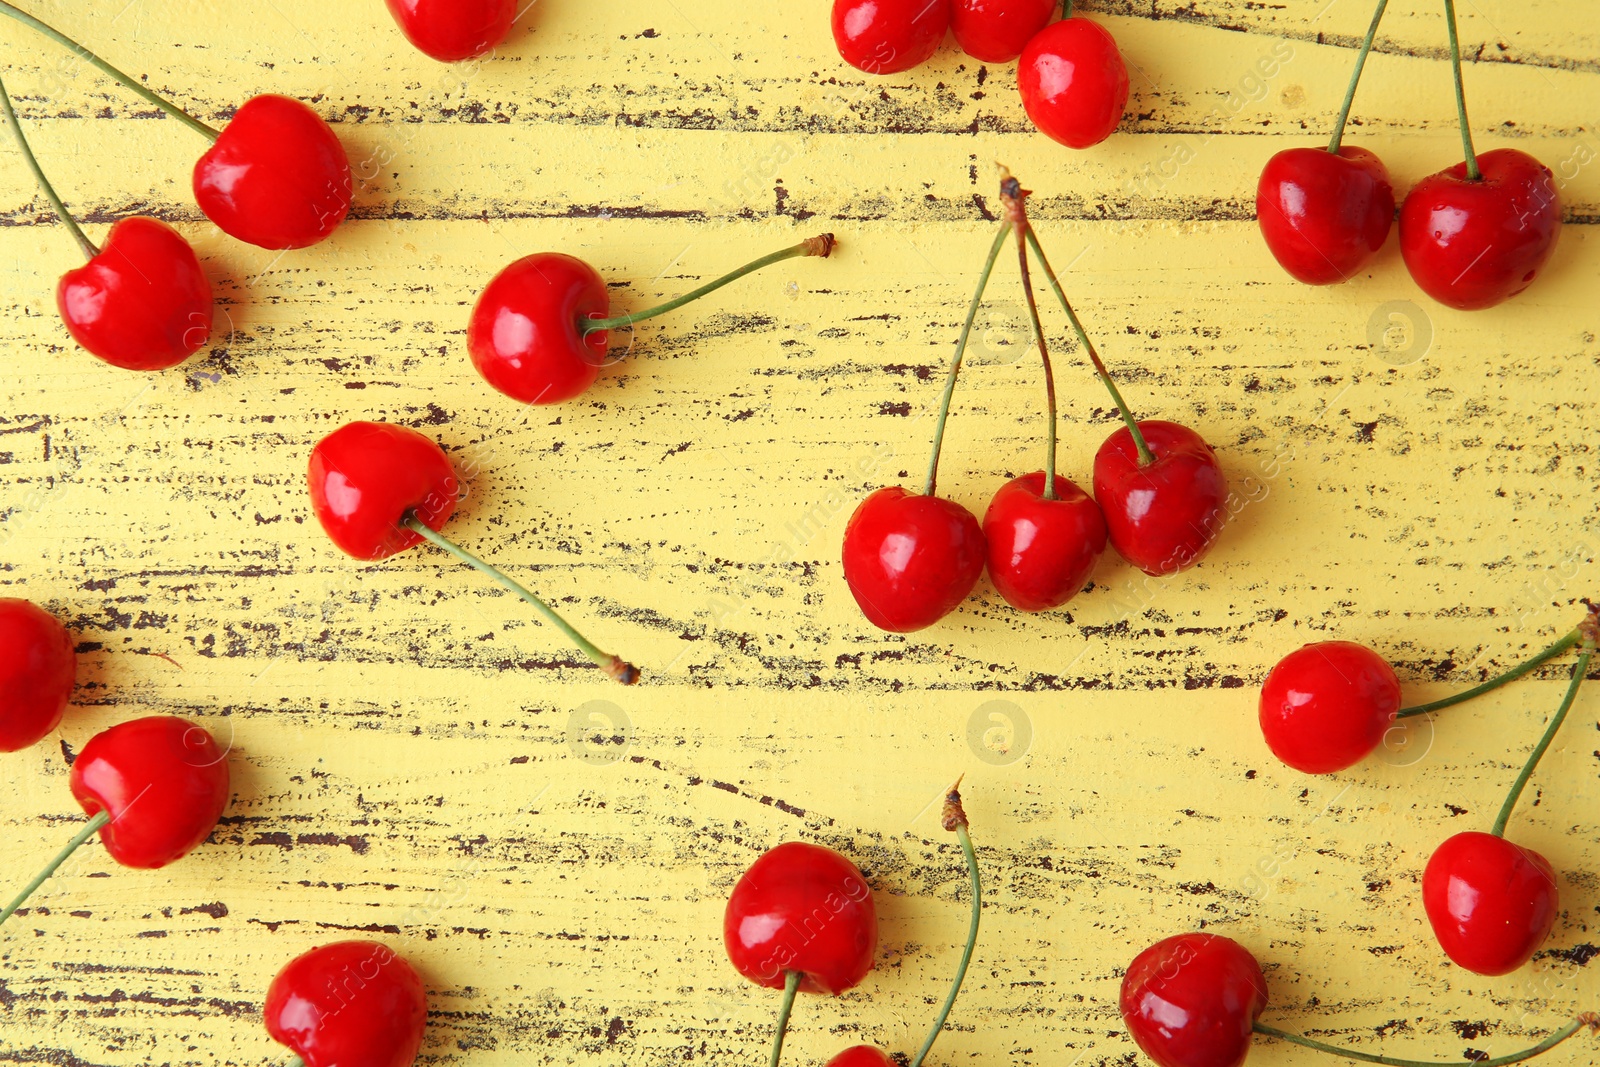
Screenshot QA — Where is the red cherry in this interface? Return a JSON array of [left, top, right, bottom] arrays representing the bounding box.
[[307, 422, 458, 561], [1399, 148, 1561, 311], [0, 598, 75, 753], [1121, 933, 1268, 1067], [1256, 146, 1395, 285], [468, 252, 609, 405], [842, 486, 985, 632], [831, 0, 950, 75], [193, 95, 352, 250], [1258, 641, 1401, 774], [826, 1047, 896, 1067], [385, 0, 517, 62], [950, 0, 1056, 63], [68, 716, 230, 870], [1092, 421, 1226, 576], [1423, 831, 1557, 976], [1018, 17, 1128, 150], [982, 472, 1106, 612], [724, 841, 877, 995], [55, 217, 213, 371], [265, 940, 428, 1067]]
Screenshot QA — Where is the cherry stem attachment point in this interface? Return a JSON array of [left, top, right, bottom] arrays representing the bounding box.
[[0, 809, 110, 930], [1328, 0, 1389, 154], [910, 780, 981, 1067], [1022, 225, 1155, 466], [923, 222, 1010, 499], [0, 1, 219, 141], [1253, 1016, 1596, 1067], [401, 515, 638, 685], [768, 969, 801, 1067], [0, 68, 97, 259], [1396, 621, 1586, 719], [584, 235, 834, 335], [1492, 617, 1596, 837], [1001, 171, 1058, 499], [1441, 0, 1481, 180]]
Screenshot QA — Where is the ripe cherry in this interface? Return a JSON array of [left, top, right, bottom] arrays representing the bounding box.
[[385, 0, 518, 62], [307, 421, 638, 683], [983, 473, 1105, 612], [1094, 421, 1227, 577], [1399, 148, 1561, 311], [951, 0, 1056, 63], [826, 1047, 895, 1067], [1423, 832, 1557, 977], [0, 598, 76, 753], [1018, 17, 1128, 149], [1256, 147, 1394, 285], [842, 487, 986, 632], [1120, 933, 1267, 1067], [831, 0, 950, 75], [1258, 641, 1401, 774], [265, 940, 428, 1067], [470, 235, 833, 405]]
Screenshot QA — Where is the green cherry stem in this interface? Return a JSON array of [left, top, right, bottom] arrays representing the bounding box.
[[0, 67, 96, 259], [1491, 616, 1597, 837], [768, 969, 802, 1067], [584, 234, 835, 335], [284, 1058, 305, 1067], [0, 810, 111, 929], [1022, 224, 1155, 467], [909, 780, 982, 1067], [401, 515, 639, 685], [1001, 173, 1058, 498], [1254, 1015, 1598, 1067], [923, 221, 1010, 499], [1328, 0, 1389, 154], [1396, 620, 1587, 719], [0, 1, 219, 140], [1441, 0, 1481, 180]]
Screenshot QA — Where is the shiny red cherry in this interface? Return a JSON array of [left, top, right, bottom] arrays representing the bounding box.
[[1093, 421, 1226, 576], [468, 252, 609, 405], [307, 421, 458, 561], [951, 0, 1056, 63], [193, 95, 352, 250], [265, 940, 428, 1067], [724, 841, 877, 995], [982, 472, 1106, 612], [826, 1047, 896, 1067], [1423, 831, 1557, 976], [385, 0, 517, 61], [68, 716, 230, 870], [1256, 146, 1395, 285], [842, 486, 985, 632], [1399, 148, 1561, 311], [831, 0, 950, 75], [1121, 933, 1268, 1067], [1018, 17, 1128, 150], [0, 598, 75, 753], [1258, 641, 1401, 774], [55, 217, 213, 371]]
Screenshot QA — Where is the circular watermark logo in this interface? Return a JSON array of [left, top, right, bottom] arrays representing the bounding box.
[[1366, 300, 1432, 366], [566, 700, 633, 765], [966, 700, 1032, 766], [1374, 712, 1434, 768], [971, 301, 1031, 366]]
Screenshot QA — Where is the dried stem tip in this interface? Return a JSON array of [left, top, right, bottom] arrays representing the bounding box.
[[604, 657, 641, 685], [1580, 610, 1599, 648], [1580, 1012, 1599, 1033], [940, 776, 969, 832], [804, 233, 837, 258], [997, 164, 1030, 226]]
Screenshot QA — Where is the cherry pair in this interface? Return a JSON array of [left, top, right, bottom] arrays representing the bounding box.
[[1120, 932, 1596, 1067], [831, 1, 1127, 150], [1257, 0, 1560, 309], [385, 0, 519, 62]]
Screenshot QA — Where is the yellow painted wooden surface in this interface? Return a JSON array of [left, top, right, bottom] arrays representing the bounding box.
[[1, 1, 1598, 1064]]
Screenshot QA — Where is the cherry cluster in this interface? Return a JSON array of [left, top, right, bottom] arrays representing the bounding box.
[[830, 0, 1129, 150]]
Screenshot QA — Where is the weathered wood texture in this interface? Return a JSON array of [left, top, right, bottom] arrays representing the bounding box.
[[0, 2, 1597, 1065]]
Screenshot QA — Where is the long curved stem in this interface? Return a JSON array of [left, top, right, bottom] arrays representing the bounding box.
[[1441, 0, 1480, 180], [1253, 1017, 1595, 1067], [401, 515, 638, 684], [584, 235, 834, 335], [1492, 622, 1596, 837], [768, 969, 801, 1067], [1329, 0, 1389, 153], [0, 1, 218, 140], [1397, 624, 1583, 719], [910, 783, 982, 1067], [923, 223, 1010, 498], [1003, 176, 1058, 499], [0, 810, 111, 929], [0, 68, 96, 258], [1022, 225, 1154, 466]]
